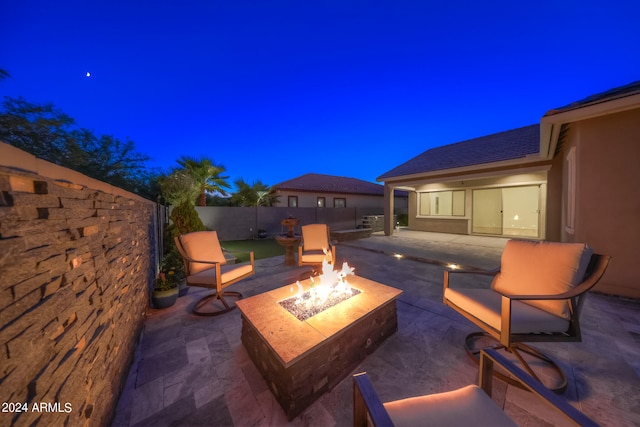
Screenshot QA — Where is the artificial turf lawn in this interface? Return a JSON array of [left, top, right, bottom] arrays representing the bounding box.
[[221, 238, 284, 263]]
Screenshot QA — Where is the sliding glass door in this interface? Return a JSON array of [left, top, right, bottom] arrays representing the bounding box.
[[472, 188, 502, 235], [472, 186, 539, 237], [502, 186, 539, 237]]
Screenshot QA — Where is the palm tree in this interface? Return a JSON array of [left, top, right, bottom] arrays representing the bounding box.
[[231, 178, 279, 207], [177, 156, 231, 206]]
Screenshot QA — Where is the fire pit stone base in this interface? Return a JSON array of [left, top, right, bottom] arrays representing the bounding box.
[[237, 275, 402, 421]]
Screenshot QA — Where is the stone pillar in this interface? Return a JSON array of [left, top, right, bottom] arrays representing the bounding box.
[[383, 183, 394, 236]]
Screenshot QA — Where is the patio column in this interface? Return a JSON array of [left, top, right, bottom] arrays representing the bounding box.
[[384, 183, 394, 236]]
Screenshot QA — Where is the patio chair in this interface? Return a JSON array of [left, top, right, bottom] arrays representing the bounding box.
[[175, 231, 255, 316], [353, 347, 598, 427], [443, 239, 611, 392], [298, 223, 336, 267]]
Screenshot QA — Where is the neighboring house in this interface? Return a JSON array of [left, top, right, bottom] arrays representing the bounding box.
[[273, 173, 408, 212], [378, 80, 640, 298]]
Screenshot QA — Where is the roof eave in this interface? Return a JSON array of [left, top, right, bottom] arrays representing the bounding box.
[[274, 187, 383, 197], [540, 92, 640, 159], [378, 155, 545, 186]]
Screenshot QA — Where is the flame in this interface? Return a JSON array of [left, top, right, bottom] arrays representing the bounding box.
[[291, 281, 305, 298], [296, 253, 356, 307], [322, 247, 332, 264]]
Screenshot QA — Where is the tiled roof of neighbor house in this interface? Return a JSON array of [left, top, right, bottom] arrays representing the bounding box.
[[378, 124, 540, 180], [274, 173, 406, 196], [544, 80, 640, 116]]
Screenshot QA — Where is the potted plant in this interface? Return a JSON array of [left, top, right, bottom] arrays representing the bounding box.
[[161, 250, 188, 297], [158, 169, 204, 298], [152, 269, 179, 309]]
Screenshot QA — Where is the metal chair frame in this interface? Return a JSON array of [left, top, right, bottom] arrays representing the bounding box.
[[443, 253, 611, 392], [297, 223, 336, 267], [175, 234, 255, 316], [353, 347, 599, 427]]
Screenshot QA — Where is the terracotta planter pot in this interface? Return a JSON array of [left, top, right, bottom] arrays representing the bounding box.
[[152, 287, 178, 309]]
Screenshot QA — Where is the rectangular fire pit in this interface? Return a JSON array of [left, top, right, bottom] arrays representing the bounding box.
[[236, 275, 402, 420]]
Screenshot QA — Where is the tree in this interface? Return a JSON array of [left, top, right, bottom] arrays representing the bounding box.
[[177, 156, 231, 206], [157, 168, 208, 235], [0, 96, 76, 162], [0, 96, 156, 199], [230, 178, 279, 207], [205, 194, 234, 206], [157, 170, 198, 206], [82, 134, 151, 189], [158, 169, 205, 276]]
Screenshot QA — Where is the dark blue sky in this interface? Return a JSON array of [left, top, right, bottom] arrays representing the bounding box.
[[2, 1, 639, 187]]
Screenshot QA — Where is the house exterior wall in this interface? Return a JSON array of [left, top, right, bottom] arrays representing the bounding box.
[[405, 172, 548, 237], [558, 108, 640, 298], [274, 190, 408, 212], [384, 89, 639, 299]]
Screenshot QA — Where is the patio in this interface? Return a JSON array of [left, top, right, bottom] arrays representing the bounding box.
[[112, 230, 640, 426]]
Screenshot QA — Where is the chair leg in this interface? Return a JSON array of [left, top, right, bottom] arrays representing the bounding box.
[[464, 332, 568, 393], [192, 291, 243, 316]]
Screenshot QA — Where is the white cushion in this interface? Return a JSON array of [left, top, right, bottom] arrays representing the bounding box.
[[179, 231, 226, 274], [188, 263, 254, 286], [384, 384, 517, 427], [491, 240, 593, 318], [300, 250, 326, 264], [301, 224, 330, 251], [445, 288, 570, 334]]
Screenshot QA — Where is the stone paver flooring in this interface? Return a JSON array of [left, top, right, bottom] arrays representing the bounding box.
[[112, 230, 640, 426]]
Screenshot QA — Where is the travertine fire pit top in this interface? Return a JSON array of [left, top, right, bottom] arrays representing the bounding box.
[[236, 275, 402, 368]]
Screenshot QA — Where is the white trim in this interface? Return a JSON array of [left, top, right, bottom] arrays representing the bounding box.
[[565, 147, 577, 234], [542, 92, 640, 125], [381, 163, 551, 188]]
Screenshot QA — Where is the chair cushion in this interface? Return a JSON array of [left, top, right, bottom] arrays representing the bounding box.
[[302, 224, 330, 251], [300, 250, 326, 264], [188, 263, 254, 286], [384, 384, 517, 427], [491, 240, 593, 318], [179, 231, 227, 274], [445, 288, 570, 334]]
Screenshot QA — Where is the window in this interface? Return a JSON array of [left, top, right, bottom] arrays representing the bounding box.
[[317, 197, 325, 208], [565, 147, 576, 234], [418, 190, 465, 216], [333, 198, 346, 208], [288, 196, 298, 208]]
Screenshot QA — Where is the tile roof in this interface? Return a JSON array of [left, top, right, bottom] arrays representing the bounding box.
[[274, 173, 400, 196], [544, 80, 640, 117], [377, 124, 540, 180]]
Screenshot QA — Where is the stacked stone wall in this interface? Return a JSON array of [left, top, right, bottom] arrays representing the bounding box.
[[0, 147, 155, 426]]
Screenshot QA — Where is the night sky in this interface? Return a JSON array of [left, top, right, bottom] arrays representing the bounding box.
[[2, 1, 639, 187]]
